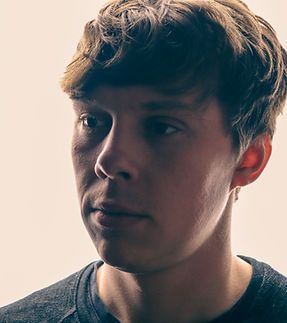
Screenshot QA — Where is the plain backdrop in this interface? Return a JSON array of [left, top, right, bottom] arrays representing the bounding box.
[[0, 0, 286, 307]]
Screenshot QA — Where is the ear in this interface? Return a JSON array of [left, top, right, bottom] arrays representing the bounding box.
[[231, 133, 272, 189]]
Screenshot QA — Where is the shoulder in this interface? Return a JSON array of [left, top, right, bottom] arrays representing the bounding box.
[[0, 262, 94, 323], [245, 256, 287, 298], [242, 256, 287, 321]]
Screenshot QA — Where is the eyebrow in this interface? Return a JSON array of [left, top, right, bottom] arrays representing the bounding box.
[[141, 100, 204, 112], [72, 100, 102, 111], [73, 97, 206, 113]]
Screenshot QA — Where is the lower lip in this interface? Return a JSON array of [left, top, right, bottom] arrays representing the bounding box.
[[91, 210, 147, 230]]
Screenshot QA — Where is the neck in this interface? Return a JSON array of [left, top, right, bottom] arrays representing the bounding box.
[[96, 198, 252, 322]]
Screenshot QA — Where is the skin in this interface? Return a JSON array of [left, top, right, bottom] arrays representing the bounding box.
[[71, 85, 270, 322]]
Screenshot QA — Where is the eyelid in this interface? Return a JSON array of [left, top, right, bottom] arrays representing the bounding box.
[[79, 113, 95, 121], [79, 113, 93, 123], [79, 111, 106, 120], [73, 101, 105, 115], [145, 116, 185, 137], [79, 113, 110, 131], [147, 115, 186, 128]]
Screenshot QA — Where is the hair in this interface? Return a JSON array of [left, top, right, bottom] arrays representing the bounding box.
[[61, 0, 287, 152]]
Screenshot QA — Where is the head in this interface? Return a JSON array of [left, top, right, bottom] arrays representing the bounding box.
[[61, 0, 287, 272], [62, 0, 287, 153]]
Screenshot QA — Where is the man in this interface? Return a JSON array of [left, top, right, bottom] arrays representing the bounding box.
[[1, 0, 287, 322]]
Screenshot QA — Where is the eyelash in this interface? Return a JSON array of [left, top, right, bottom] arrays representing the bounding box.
[[79, 114, 110, 132], [145, 120, 180, 137]]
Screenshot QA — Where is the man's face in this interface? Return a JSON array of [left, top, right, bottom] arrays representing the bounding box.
[[72, 85, 238, 273]]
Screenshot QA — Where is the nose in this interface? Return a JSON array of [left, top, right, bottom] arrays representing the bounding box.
[[94, 123, 141, 181]]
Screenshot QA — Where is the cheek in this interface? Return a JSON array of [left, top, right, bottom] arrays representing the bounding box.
[[71, 137, 98, 196], [153, 153, 232, 226], [193, 160, 234, 237]]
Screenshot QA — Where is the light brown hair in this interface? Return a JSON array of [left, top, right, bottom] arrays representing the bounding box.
[[61, 0, 287, 151]]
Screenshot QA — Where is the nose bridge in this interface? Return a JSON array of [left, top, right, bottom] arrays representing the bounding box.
[[95, 117, 139, 180], [100, 118, 131, 158]]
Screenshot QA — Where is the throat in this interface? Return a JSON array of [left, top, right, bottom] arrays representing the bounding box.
[[95, 255, 252, 323]]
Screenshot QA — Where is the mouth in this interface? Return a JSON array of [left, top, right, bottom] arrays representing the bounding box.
[[90, 203, 148, 230]]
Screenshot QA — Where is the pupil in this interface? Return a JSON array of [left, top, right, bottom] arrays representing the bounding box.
[[86, 116, 97, 127], [157, 124, 168, 133]]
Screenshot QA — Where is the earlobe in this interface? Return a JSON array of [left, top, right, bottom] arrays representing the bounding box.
[[231, 134, 272, 188]]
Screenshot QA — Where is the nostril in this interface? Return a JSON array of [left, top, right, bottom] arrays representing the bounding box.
[[95, 165, 108, 180], [95, 161, 133, 181]]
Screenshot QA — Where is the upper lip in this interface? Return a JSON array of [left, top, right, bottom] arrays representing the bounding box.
[[92, 202, 147, 217]]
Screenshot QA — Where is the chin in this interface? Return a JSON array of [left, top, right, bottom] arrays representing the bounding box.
[[95, 242, 157, 274], [99, 250, 149, 273]]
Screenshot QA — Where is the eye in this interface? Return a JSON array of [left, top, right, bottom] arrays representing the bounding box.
[[146, 119, 181, 137], [79, 113, 110, 132], [80, 114, 100, 128]]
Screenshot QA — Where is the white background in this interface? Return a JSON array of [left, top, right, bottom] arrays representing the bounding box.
[[0, 0, 286, 307]]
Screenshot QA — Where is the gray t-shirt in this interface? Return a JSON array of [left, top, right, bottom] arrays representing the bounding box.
[[0, 256, 286, 322]]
